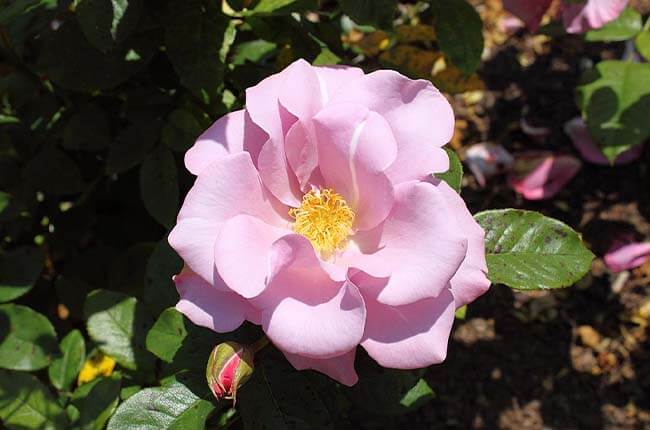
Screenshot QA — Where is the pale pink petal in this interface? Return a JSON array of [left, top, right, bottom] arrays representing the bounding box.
[[435, 180, 491, 307], [604, 241, 650, 272], [177, 152, 286, 226], [282, 349, 358, 386], [464, 143, 514, 187], [502, 0, 553, 32], [356, 273, 456, 369], [174, 269, 256, 333], [278, 59, 324, 120], [313, 104, 397, 230], [339, 181, 468, 306], [313, 65, 365, 104], [563, 0, 629, 33], [214, 215, 290, 299], [329, 70, 453, 182], [508, 152, 581, 200], [253, 235, 364, 359], [284, 121, 320, 191], [184, 110, 267, 176], [564, 117, 643, 165], [168, 218, 221, 287], [257, 136, 302, 207]]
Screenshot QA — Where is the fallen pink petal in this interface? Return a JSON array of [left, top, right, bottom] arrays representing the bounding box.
[[508, 152, 582, 200], [464, 143, 514, 187], [562, 0, 629, 33], [564, 117, 644, 165], [604, 241, 650, 272], [502, 0, 554, 32]]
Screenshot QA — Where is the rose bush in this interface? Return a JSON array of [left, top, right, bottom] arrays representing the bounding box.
[[168, 59, 490, 385]]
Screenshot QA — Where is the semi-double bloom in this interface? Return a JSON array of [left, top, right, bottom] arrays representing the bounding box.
[[169, 60, 490, 386]]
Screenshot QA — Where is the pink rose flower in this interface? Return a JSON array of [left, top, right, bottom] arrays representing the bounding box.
[[564, 117, 644, 165], [503, 0, 628, 33], [508, 151, 581, 200], [169, 59, 490, 386]]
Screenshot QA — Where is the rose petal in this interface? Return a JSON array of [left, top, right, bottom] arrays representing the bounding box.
[[330, 70, 453, 182], [174, 269, 256, 333], [184, 110, 267, 176], [562, 0, 629, 33], [502, 0, 553, 32], [464, 143, 514, 188], [604, 241, 650, 272], [356, 273, 456, 369], [435, 180, 491, 307], [254, 235, 364, 359], [508, 152, 581, 200], [214, 214, 289, 299], [177, 152, 285, 226], [564, 117, 644, 165], [313, 103, 397, 230], [282, 349, 358, 386], [168, 218, 221, 287], [340, 181, 468, 306]]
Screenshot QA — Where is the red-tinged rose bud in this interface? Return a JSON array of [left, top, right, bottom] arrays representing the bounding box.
[[206, 341, 254, 403]]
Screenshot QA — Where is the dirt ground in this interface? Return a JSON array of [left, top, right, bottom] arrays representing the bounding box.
[[411, 12, 650, 429]]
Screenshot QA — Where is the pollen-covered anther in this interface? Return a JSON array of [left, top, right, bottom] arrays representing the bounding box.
[[289, 188, 355, 256]]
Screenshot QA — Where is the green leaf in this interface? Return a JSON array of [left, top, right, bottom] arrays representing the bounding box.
[[139, 148, 179, 229], [164, 0, 229, 104], [143, 240, 182, 316], [585, 7, 642, 42], [63, 105, 111, 152], [146, 308, 221, 373], [577, 61, 650, 162], [0, 369, 70, 429], [636, 29, 650, 61], [238, 351, 334, 429], [0, 0, 51, 25], [399, 378, 435, 409], [84, 289, 155, 373], [0, 304, 58, 371], [71, 375, 122, 430], [455, 304, 467, 320], [474, 209, 594, 290], [106, 380, 215, 430], [76, 0, 145, 52], [430, 0, 484, 74], [435, 147, 463, 193], [350, 353, 433, 416], [0, 246, 43, 303], [249, 0, 318, 15], [145, 308, 187, 363], [338, 0, 396, 30], [106, 119, 160, 175], [23, 146, 85, 195], [48, 329, 86, 391], [162, 110, 203, 153], [38, 19, 156, 92], [231, 40, 277, 65]]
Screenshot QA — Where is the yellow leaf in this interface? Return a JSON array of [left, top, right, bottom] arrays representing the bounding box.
[[431, 57, 485, 94], [394, 24, 436, 44]]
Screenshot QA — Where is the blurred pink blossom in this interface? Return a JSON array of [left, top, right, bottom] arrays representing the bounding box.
[[604, 240, 650, 272], [508, 152, 582, 200], [564, 117, 644, 165], [464, 143, 514, 187]]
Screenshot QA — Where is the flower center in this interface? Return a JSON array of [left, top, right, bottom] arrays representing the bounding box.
[[289, 188, 355, 256]]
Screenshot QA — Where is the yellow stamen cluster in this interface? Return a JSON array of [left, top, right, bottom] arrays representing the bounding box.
[[289, 188, 355, 256]]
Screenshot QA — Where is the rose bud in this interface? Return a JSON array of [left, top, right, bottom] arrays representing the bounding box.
[[564, 117, 644, 166], [206, 341, 254, 402], [508, 151, 581, 200]]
